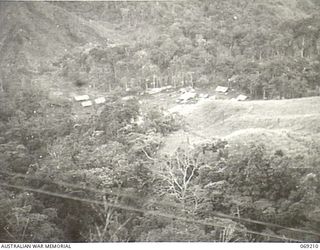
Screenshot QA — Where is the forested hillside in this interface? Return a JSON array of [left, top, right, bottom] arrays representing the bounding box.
[[1, 0, 320, 98], [0, 1, 320, 243]]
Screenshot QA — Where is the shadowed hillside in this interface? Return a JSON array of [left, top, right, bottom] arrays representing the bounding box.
[[0, 1, 116, 92]]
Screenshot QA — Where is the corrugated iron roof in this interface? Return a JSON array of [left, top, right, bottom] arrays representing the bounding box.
[[94, 97, 106, 104], [81, 100, 93, 107], [74, 95, 90, 101]]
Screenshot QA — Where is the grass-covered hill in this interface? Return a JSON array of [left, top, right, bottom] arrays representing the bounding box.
[[160, 95, 320, 156]]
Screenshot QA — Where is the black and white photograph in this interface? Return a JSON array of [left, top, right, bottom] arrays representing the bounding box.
[[0, 0, 320, 245]]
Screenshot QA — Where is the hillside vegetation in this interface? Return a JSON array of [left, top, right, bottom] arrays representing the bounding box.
[[0, 1, 320, 97], [0, 1, 320, 243]]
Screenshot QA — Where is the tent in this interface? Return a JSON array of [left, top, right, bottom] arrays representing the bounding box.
[[215, 86, 229, 93], [199, 93, 209, 98], [177, 92, 197, 103], [146, 85, 172, 95], [236, 94, 248, 101]]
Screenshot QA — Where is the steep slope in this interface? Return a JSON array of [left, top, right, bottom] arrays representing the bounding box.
[[1, 0, 319, 94], [0, 1, 117, 91]]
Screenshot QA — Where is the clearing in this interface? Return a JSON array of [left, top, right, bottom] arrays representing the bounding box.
[[157, 95, 320, 156]]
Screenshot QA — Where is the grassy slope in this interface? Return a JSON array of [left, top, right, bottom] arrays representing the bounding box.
[[161, 96, 320, 156]]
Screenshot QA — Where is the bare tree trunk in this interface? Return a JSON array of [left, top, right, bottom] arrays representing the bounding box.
[[0, 78, 3, 92], [108, 82, 111, 92], [145, 80, 148, 90], [190, 73, 194, 88], [301, 36, 305, 58], [259, 50, 262, 61]]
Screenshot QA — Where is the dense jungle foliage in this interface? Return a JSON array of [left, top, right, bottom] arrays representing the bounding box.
[[0, 0, 320, 99], [0, 0, 320, 243], [1, 86, 320, 242], [57, 0, 320, 99]]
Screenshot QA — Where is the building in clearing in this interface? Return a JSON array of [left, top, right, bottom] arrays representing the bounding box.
[[74, 95, 90, 101], [81, 100, 93, 107], [94, 97, 106, 104], [215, 86, 229, 93], [176, 92, 197, 104], [236, 94, 248, 101]]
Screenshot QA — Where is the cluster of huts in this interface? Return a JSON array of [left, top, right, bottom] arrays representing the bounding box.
[[215, 85, 248, 101], [74, 95, 106, 107], [175, 85, 248, 104], [74, 84, 248, 108]]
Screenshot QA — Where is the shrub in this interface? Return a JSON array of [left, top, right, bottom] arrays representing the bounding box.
[[144, 109, 183, 135]]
